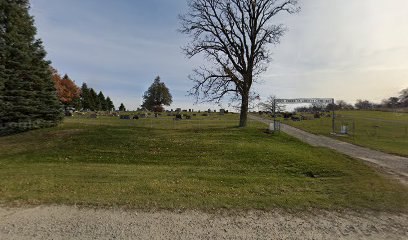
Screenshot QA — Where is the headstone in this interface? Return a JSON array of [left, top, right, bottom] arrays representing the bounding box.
[[340, 125, 348, 134], [219, 109, 225, 115], [283, 113, 292, 119], [89, 113, 97, 119], [269, 121, 281, 132], [291, 116, 301, 121], [120, 115, 131, 120], [269, 123, 275, 131], [65, 111, 73, 117]]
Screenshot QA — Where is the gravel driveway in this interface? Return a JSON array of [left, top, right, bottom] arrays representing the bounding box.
[[249, 115, 408, 184], [1, 206, 408, 240]]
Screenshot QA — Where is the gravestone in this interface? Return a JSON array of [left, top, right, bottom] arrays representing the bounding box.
[[219, 109, 225, 115], [120, 115, 131, 120], [340, 125, 348, 134], [291, 116, 301, 121], [65, 111, 73, 117], [89, 113, 98, 119]]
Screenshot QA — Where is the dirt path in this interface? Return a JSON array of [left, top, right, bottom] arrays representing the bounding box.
[[249, 115, 408, 184], [1, 206, 407, 239]]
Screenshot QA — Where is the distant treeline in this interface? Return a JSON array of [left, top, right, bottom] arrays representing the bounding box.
[[51, 68, 115, 112], [294, 88, 408, 112]]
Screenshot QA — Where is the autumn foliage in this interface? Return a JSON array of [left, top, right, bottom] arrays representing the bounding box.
[[51, 68, 81, 108]]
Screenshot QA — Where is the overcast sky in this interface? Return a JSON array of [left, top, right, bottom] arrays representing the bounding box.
[[30, 0, 408, 111]]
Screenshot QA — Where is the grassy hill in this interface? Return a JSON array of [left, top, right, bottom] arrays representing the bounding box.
[[0, 114, 407, 211]]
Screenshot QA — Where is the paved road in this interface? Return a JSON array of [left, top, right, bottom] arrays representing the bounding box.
[[249, 115, 408, 183]]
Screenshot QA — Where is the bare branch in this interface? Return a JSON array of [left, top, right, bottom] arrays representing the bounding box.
[[180, 0, 299, 126]]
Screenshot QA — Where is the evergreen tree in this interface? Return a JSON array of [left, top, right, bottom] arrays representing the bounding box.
[[119, 103, 126, 112], [106, 97, 114, 111], [80, 83, 90, 110], [0, 1, 6, 117], [97, 91, 107, 111], [141, 76, 172, 112], [0, 0, 62, 135], [89, 88, 98, 111]]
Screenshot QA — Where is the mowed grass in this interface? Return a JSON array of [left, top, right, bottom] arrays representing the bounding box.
[[0, 114, 407, 212], [273, 110, 408, 157]]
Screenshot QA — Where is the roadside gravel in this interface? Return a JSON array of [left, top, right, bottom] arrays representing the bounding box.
[[1, 206, 408, 239]]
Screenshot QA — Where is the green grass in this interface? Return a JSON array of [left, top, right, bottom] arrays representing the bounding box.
[[0, 114, 407, 211], [267, 110, 408, 157]]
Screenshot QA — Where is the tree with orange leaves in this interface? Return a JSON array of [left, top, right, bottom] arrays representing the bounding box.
[[51, 68, 81, 109]]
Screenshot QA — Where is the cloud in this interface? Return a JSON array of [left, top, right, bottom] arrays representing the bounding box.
[[30, 0, 408, 110]]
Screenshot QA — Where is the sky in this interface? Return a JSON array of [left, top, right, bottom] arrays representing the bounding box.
[[30, 0, 408, 111]]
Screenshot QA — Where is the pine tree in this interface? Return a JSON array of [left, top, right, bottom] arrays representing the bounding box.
[[0, 1, 6, 118], [97, 91, 107, 111], [80, 83, 90, 110], [106, 96, 114, 111], [89, 88, 98, 111], [119, 103, 126, 112], [0, 0, 62, 135]]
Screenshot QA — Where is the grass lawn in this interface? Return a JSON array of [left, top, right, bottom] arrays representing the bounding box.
[[0, 114, 407, 212], [267, 110, 408, 157]]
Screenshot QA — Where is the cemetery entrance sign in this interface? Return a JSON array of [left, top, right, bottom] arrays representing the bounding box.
[[275, 98, 334, 105], [273, 98, 336, 133]]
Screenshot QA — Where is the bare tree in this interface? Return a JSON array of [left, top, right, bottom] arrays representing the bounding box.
[[179, 0, 299, 127], [260, 95, 285, 114]]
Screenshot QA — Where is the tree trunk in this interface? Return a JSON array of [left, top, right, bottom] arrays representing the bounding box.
[[239, 93, 249, 128]]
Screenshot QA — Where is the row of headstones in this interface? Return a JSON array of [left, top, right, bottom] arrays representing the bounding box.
[[85, 109, 230, 119], [119, 113, 195, 120], [278, 112, 332, 122], [172, 108, 228, 114]]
